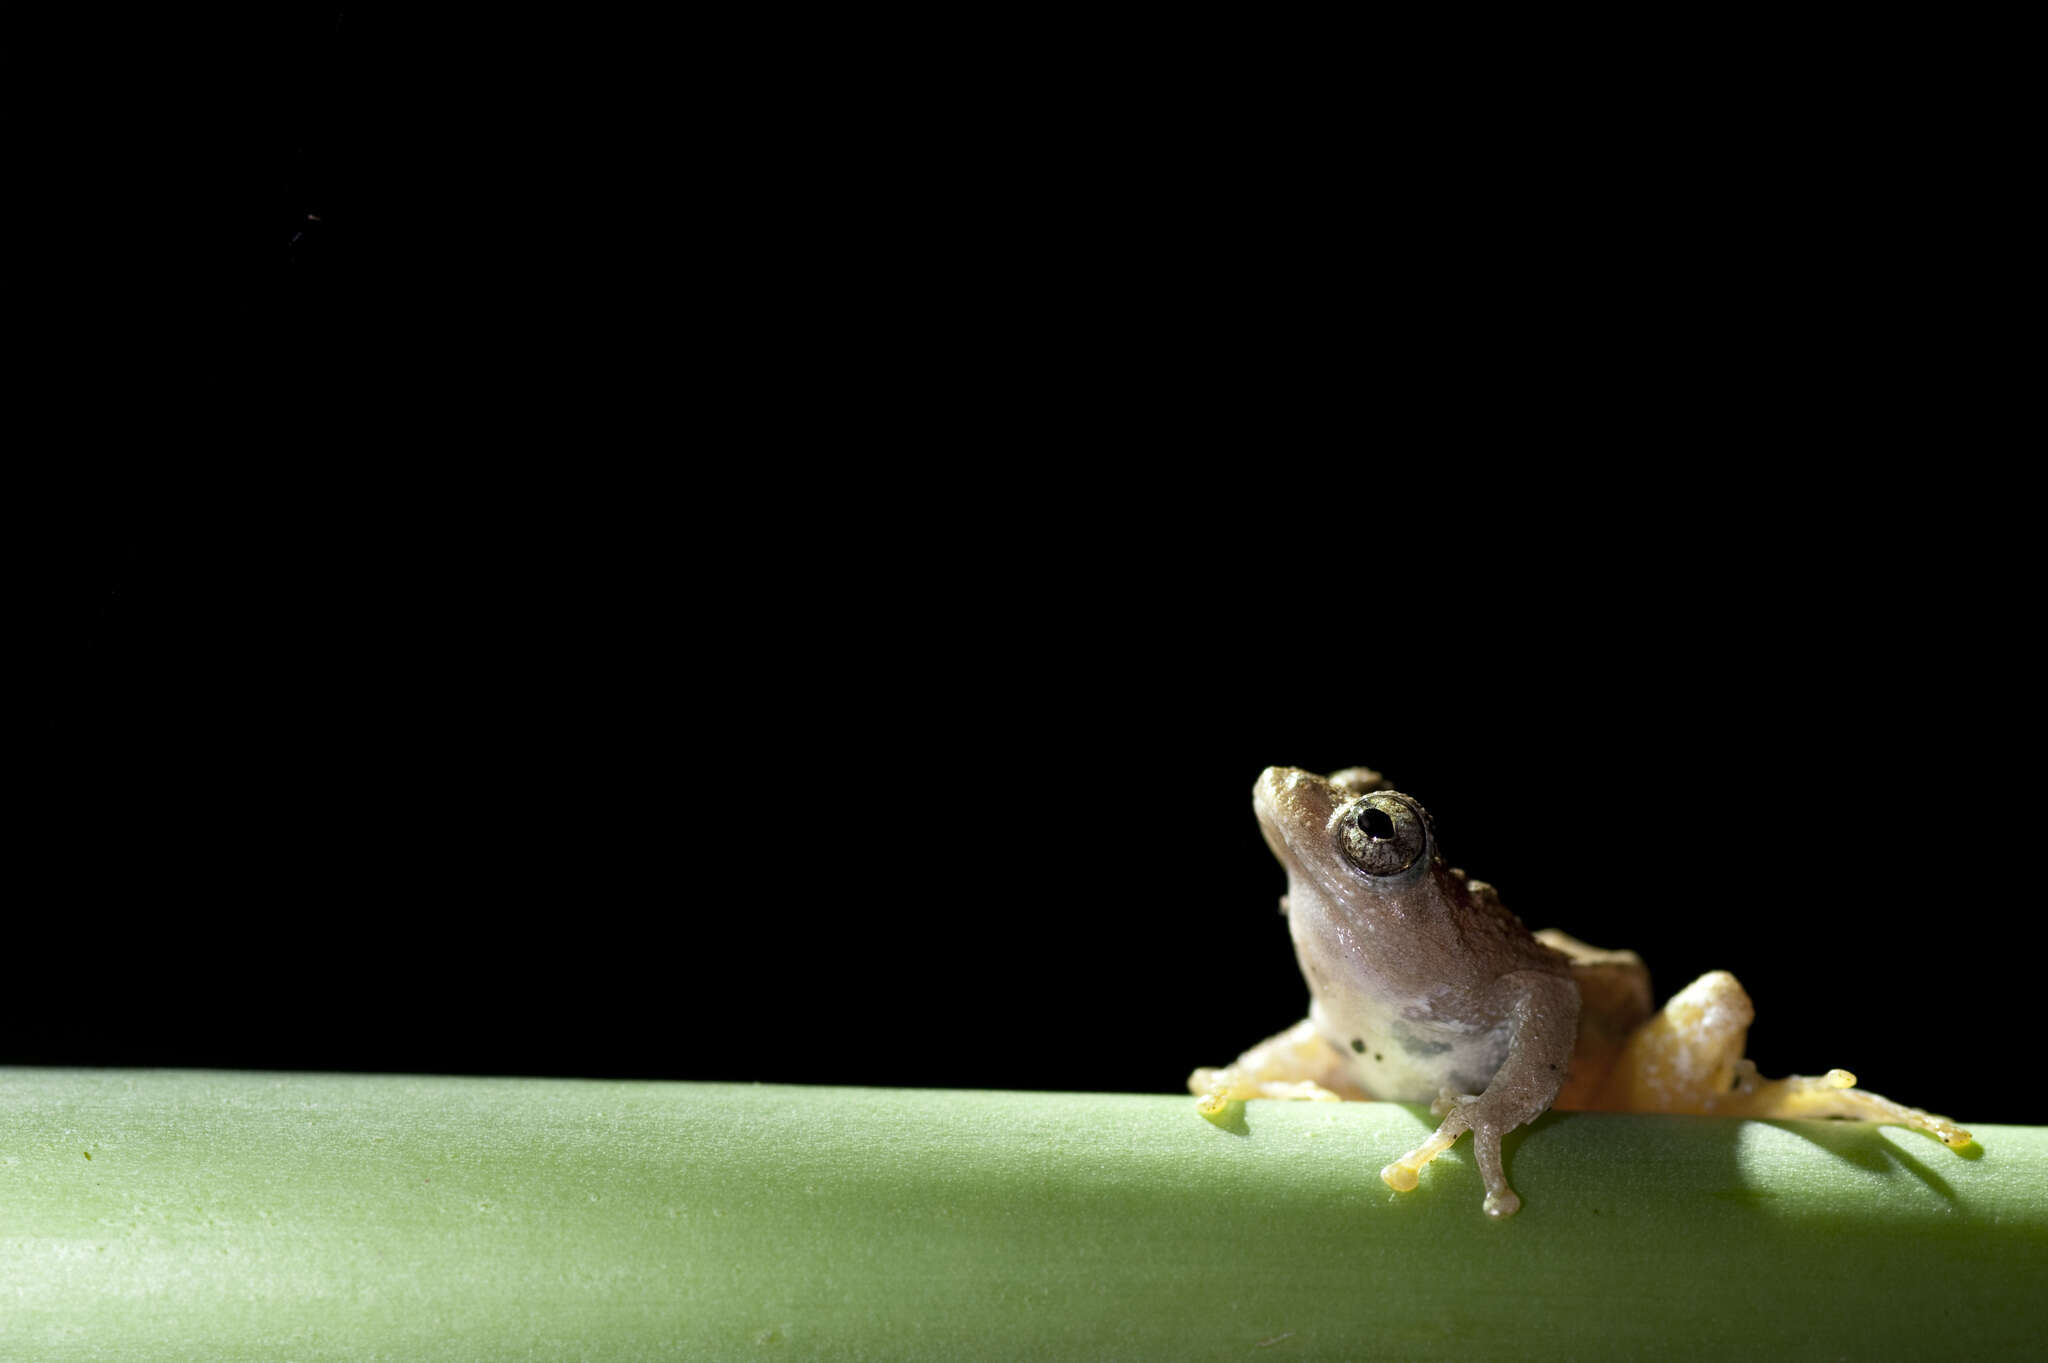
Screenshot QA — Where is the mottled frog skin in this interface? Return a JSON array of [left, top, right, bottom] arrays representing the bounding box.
[[1189, 766, 1972, 1218]]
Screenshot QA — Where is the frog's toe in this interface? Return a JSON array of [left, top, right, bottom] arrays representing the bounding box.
[[1865, 1093, 1974, 1151], [1189, 1067, 1240, 1119], [1379, 1137, 1449, 1192], [1381, 1110, 1471, 1193], [1467, 1122, 1524, 1219], [1379, 1158, 1422, 1192]]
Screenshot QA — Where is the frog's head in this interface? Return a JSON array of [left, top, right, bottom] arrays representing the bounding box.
[[1253, 765, 1441, 909]]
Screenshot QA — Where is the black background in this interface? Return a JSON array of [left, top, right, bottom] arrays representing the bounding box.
[[35, 525, 2038, 1131], [24, 14, 2036, 1133]]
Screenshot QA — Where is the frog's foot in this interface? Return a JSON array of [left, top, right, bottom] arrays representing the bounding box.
[[1190, 1069, 1344, 1117], [1732, 1065, 1974, 1150], [1380, 1096, 1524, 1218], [1189, 1019, 1360, 1121]]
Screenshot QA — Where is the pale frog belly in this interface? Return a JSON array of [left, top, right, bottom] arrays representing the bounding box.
[[1307, 989, 1510, 1102]]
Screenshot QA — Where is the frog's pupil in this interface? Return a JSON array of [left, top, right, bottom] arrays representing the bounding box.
[[1359, 807, 1395, 840]]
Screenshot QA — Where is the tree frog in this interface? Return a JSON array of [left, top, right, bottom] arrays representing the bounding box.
[[1189, 766, 1973, 1218]]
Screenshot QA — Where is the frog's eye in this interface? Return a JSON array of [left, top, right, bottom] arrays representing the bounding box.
[[1341, 794, 1426, 877]]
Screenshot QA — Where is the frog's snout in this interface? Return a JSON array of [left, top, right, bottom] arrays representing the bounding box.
[[1253, 765, 1329, 807], [1253, 765, 1313, 795], [1252, 765, 1305, 822], [1253, 766, 1340, 849]]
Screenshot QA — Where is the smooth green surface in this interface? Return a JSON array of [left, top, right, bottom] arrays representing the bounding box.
[[2, 1071, 2044, 1360]]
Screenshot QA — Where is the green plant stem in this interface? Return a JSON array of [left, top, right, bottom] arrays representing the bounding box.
[[3, 1070, 2043, 1360]]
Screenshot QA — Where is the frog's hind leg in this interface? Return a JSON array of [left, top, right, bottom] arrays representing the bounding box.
[[1532, 929, 1652, 1110], [1189, 1019, 1368, 1120], [1591, 969, 1973, 1150], [1586, 969, 1756, 1115], [1724, 1064, 1974, 1148]]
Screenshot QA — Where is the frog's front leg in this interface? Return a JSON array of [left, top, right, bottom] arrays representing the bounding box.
[[1189, 1019, 1368, 1119], [1380, 970, 1578, 1218]]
